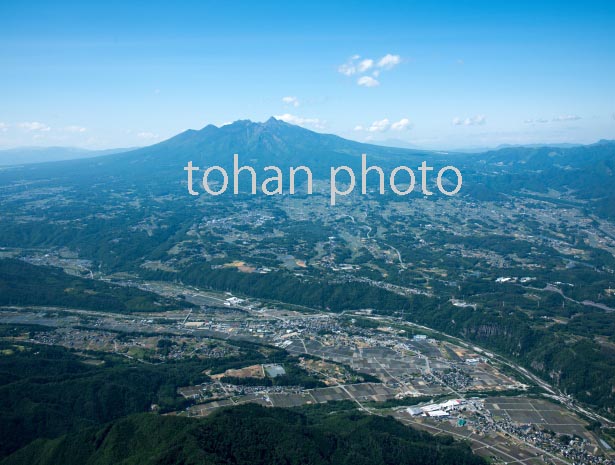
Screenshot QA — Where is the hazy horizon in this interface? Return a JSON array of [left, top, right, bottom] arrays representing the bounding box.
[[0, 116, 612, 154]]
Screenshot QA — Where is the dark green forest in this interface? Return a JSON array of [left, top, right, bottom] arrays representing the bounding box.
[[1, 404, 486, 465], [0, 331, 344, 460], [0, 340, 205, 458], [0, 259, 190, 312]]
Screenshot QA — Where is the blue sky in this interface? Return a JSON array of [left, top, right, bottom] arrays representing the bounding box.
[[1, 0, 614, 149]]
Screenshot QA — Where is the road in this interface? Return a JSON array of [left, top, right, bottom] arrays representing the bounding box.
[[374, 314, 615, 427]]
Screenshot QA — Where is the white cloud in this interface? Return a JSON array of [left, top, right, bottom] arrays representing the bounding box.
[[0, 123, 7, 132], [338, 62, 357, 76], [525, 115, 582, 124], [65, 125, 87, 133], [282, 96, 300, 107], [377, 54, 401, 70], [18, 121, 51, 132], [358, 59, 374, 72], [274, 113, 325, 130], [368, 118, 390, 132], [552, 114, 581, 122], [336, 55, 371, 76], [355, 117, 411, 133], [338, 53, 401, 86], [391, 118, 411, 131], [452, 115, 486, 126], [357, 76, 380, 87], [137, 131, 160, 140]]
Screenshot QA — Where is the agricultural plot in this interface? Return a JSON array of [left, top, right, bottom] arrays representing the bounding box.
[[485, 397, 589, 437]]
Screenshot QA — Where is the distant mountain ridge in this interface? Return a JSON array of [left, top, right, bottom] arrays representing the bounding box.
[[103, 117, 439, 173], [0, 146, 135, 166], [1, 118, 614, 217]]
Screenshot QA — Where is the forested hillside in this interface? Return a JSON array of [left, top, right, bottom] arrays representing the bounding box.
[[1, 404, 486, 465], [0, 259, 190, 312]]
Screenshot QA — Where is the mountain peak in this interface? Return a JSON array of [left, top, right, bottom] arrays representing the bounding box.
[[219, 117, 287, 130], [227, 119, 253, 127], [265, 116, 287, 126]]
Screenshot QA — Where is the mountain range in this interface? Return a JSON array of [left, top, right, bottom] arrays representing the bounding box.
[[3, 118, 613, 218], [0, 146, 136, 166]]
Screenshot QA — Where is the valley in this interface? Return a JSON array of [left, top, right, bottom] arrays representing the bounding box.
[[1, 120, 614, 464], [0, 281, 610, 464]]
